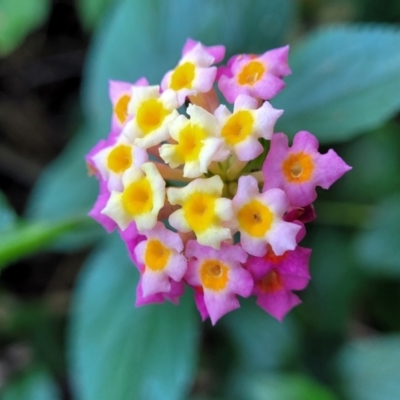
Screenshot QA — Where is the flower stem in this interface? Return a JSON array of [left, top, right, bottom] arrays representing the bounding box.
[[248, 170, 264, 183], [226, 156, 247, 181], [153, 162, 191, 183], [0, 215, 92, 272], [189, 88, 219, 113]]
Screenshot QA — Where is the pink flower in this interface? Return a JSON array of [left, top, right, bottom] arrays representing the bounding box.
[[185, 241, 253, 324], [218, 45, 291, 103], [263, 131, 352, 207], [127, 222, 186, 307], [134, 222, 187, 297], [246, 245, 311, 321], [232, 175, 300, 257]]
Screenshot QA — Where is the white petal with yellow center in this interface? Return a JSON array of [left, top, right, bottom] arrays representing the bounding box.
[[167, 175, 233, 249], [232, 175, 300, 257], [122, 86, 179, 149], [161, 44, 218, 106], [215, 94, 283, 161], [160, 105, 226, 178], [92, 134, 148, 191], [101, 162, 166, 231]]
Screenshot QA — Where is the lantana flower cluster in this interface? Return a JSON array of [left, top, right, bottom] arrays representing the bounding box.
[[86, 39, 351, 325]]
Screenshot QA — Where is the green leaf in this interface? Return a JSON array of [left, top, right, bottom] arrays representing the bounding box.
[[300, 227, 362, 333], [337, 335, 400, 400], [68, 234, 199, 400], [354, 193, 400, 278], [222, 298, 299, 371], [333, 123, 400, 203], [77, 0, 120, 30], [0, 0, 50, 56], [226, 373, 339, 400], [25, 128, 103, 251], [1, 367, 60, 400], [26, 130, 97, 222], [83, 0, 294, 139], [0, 191, 17, 231], [275, 25, 400, 143]]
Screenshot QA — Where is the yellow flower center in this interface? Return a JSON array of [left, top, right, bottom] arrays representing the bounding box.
[[136, 99, 169, 135], [121, 177, 153, 216], [237, 199, 273, 237], [176, 124, 207, 162], [114, 95, 131, 124], [221, 110, 254, 145], [144, 239, 171, 271], [183, 192, 217, 233], [200, 259, 229, 291], [170, 62, 195, 90], [282, 152, 314, 183], [238, 60, 266, 86], [107, 144, 132, 173]]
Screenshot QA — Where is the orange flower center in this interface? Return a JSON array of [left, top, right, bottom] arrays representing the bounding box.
[[282, 152, 314, 183], [144, 239, 171, 271], [200, 259, 229, 291], [257, 270, 283, 293]]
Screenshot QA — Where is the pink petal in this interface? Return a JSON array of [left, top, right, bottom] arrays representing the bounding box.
[[204, 291, 240, 325], [182, 38, 225, 63], [88, 181, 117, 233], [194, 290, 209, 321], [256, 290, 301, 322]]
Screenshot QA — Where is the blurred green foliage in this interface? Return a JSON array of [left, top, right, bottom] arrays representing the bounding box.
[[77, 0, 120, 30], [0, 191, 16, 230], [0, 0, 49, 56], [355, 193, 400, 278], [1, 0, 400, 399], [275, 26, 400, 142], [337, 335, 400, 400], [0, 367, 60, 400]]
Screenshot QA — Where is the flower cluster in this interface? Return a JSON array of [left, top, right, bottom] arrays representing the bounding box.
[[86, 39, 351, 325]]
